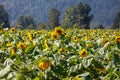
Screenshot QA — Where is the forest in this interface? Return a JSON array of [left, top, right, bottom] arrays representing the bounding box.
[[0, 0, 120, 28], [0, 1, 120, 80]]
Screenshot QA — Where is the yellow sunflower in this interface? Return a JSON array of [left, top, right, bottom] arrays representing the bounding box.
[[79, 49, 88, 58], [6, 42, 12, 47], [58, 48, 66, 54], [44, 40, 50, 50], [51, 32, 59, 40], [115, 36, 120, 42], [54, 27, 64, 35], [72, 76, 83, 80], [0, 30, 3, 34], [73, 36, 78, 42], [11, 48, 15, 55], [9, 28, 15, 32], [39, 61, 51, 70], [102, 39, 109, 45], [17, 42, 27, 49], [86, 43, 93, 48], [27, 32, 33, 42]]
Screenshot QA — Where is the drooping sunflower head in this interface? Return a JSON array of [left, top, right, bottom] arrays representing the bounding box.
[[58, 48, 66, 54], [44, 40, 50, 50], [51, 32, 60, 40], [79, 49, 88, 58], [54, 27, 64, 35], [38, 57, 51, 70], [102, 39, 109, 45], [39, 61, 51, 70], [94, 67, 106, 73], [11, 48, 15, 55]]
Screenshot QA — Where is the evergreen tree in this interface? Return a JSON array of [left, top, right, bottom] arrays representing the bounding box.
[[0, 4, 10, 28], [62, 2, 93, 29], [38, 22, 46, 30], [62, 6, 76, 28], [48, 8, 60, 29], [111, 12, 120, 29], [17, 16, 36, 29], [97, 24, 104, 29]]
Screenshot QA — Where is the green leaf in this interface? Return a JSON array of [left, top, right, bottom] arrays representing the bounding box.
[[82, 58, 93, 68], [78, 72, 89, 77], [0, 65, 11, 78], [16, 74, 26, 80], [92, 59, 104, 69], [114, 53, 120, 65], [117, 42, 120, 49], [25, 43, 35, 54], [3, 58, 13, 66], [33, 77, 40, 80]]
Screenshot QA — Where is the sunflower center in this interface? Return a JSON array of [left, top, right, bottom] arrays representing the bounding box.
[[57, 30, 62, 34], [53, 35, 57, 38]]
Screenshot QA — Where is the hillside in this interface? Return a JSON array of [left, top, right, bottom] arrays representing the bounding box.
[[1, 0, 120, 27]]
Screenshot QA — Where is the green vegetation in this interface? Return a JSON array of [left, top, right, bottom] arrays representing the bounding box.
[[1, 0, 120, 26], [0, 28, 120, 79], [62, 2, 92, 29], [0, 4, 10, 28]]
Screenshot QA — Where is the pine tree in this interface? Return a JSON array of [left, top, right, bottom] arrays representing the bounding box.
[[17, 16, 36, 29], [111, 12, 120, 29], [0, 4, 10, 28], [48, 8, 60, 29], [97, 24, 104, 29], [62, 2, 93, 29]]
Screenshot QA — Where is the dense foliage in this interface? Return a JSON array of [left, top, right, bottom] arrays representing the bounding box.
[[48, 8, 60, 29], [0, 27, 120, 80], [62, 2, 92, 29], [0, 4, 10, 28], [1, 0, 120, 26], [17, 16, 36, 29], [111, 12, 120, 29]]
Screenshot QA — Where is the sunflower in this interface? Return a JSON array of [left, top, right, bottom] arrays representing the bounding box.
[[73, 36, 78, 42], [58, 48, 66, 54], [17, 42, 27, 49], [0, 30, 3, 34], [79, 49, 88, 58], [6, 42, 12, 47], [44, 40, 50, 50], [82, 36, 88, 41], [86, 43, 93, 48], [51, 32, 59, 40], [72, 76, 82, 80], [9, 28, 15, 32], [27, 32, 33, 42], [65, 34, 70, 38], [54, 27, 64, 35], [115, 36, 120, 42], [102, 39, 109, 45], [39, 61, 51, 70], [40, 29, 47, 34], [11, 48, 15, 55]]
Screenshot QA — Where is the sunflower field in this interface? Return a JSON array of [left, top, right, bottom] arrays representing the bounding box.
[[0, 27, 120, 80]]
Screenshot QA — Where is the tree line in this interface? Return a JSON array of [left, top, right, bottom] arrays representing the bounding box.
[[0, 2, 120, 29]]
